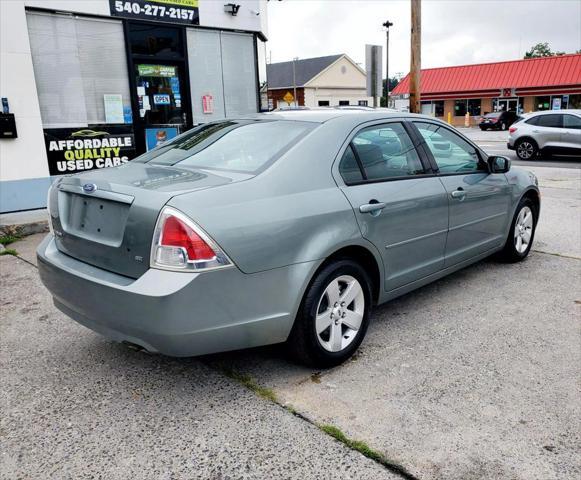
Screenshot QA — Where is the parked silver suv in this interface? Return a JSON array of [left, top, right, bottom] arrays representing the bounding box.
[[507, 110, 581, 159]]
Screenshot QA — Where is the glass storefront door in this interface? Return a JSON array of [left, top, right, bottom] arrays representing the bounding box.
[[493, 97, 522, 113], [135, 63, 187, 150]]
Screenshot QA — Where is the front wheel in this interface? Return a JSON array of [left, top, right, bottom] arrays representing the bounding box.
[[515, 138, 538, 160], [287, 259, 372, 367], [497, 198, 537, 262]]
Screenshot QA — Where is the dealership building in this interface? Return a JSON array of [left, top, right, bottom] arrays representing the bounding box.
[[391, 54, 581, 125], [0, 0, 268, 213]]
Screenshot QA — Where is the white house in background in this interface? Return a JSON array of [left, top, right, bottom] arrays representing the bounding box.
[[267, 54, 373, 109]]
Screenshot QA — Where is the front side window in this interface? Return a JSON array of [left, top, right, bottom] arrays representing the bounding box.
[[344, 123, 424, 182], [563, 115, 581, 129], [136, 120, 314, 173], [415, 122, 484, 174], [537, 114, 562, 128]]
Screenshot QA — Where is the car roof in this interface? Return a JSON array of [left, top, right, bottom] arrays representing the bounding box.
[[238, 109, 440, 125], [523, 109, 581, 117]]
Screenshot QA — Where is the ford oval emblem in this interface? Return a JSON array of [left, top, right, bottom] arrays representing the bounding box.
[[83, 183, 97, 193]]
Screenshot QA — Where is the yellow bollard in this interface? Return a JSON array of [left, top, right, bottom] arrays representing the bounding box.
[[447, 111, 452, 125], [465, 112, 470, 127]]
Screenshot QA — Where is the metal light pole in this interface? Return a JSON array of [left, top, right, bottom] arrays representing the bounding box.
[[292, 57, 298, 106], [382, 20, 393, 108]]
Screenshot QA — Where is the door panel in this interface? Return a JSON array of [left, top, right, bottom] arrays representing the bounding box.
[[533, 114, 562, 149], [413, 121, 511, 266], [438, 174, 511, 265], [341, 178, 449, 291], [561, 114, 581, 150], [337, 122, 448, 292]]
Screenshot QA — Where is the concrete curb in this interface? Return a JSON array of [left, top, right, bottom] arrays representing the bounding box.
[[0, 209, 48, 237]]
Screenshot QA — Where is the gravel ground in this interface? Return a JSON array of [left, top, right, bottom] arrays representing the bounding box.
[[0, 255, 400, 480], [1, 165, 579, 479]]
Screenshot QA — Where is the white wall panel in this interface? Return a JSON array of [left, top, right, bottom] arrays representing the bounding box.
[[221, 32, 257, 117], [187, 29, 226, 124]]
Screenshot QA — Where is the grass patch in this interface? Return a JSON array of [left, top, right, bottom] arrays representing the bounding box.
[[319, 424, 418, 479], [0, 248, 18, 257], [222, 368, 278, 402], [0, 234, 20, 246], [320, 424, 384, 463]]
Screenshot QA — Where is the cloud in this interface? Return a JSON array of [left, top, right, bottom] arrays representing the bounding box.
[[266, 0, 581, 76]]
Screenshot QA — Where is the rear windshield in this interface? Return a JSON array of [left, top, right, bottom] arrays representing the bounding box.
[[483, 112, 501, 118], [135, 120, 315, 173]]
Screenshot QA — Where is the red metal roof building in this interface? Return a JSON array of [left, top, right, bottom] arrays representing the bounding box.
[[391, 54, 581, 125]]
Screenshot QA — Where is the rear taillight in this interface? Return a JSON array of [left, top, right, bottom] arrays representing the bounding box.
[[509, 127, 517, 134], [151, 206, 232, 272]]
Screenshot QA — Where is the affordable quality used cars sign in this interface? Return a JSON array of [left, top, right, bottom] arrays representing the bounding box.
[[43, 126, 137, 175]]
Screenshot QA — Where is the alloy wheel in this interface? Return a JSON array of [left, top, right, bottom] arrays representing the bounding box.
[[517, 141, 534, 159], [514, 206, 533, 253], [315, 275, 365, 352]]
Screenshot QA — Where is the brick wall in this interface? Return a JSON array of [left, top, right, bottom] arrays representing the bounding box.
[[268, 88, 305, 109]]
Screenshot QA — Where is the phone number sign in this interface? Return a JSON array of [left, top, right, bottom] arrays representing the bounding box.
[[110, 0, 199, 25]]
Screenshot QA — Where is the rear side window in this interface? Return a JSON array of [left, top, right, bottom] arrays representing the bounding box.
[[536, 114, 562, 128], [563, 115, 581, 129], [525, 116, 540, 125], [339, 123, 424, 183], [338, 145, 364, 184], [135, 120, 314, 173]]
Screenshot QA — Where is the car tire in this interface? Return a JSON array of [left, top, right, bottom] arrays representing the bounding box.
[[480, 126, 487, 131], [515, 138, 538, 160], [287, 259, 372, 368], [501, 122, 507, 131], [497, 197, 537, 263]]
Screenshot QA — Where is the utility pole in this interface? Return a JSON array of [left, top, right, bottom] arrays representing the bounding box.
[[409, 0, 421, 113], [292, 57, 298, 107], [383, 20, 393, 108]]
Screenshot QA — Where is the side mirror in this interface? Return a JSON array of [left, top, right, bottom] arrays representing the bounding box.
[[487, 155, 511, 173]]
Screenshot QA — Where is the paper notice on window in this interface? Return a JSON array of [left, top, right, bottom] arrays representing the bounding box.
[[104, 94, 124, 124], [142, 96, 151, 111], [137, 86, 146, 96]]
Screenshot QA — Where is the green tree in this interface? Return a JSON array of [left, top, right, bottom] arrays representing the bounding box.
[[380, 77, 400, 107], [524, 42, 565, 58]]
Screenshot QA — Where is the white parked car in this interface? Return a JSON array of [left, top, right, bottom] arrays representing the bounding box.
[[507, 110, 581, 160]]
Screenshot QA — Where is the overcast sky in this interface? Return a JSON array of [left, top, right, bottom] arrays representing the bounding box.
[[266, 0, 581, 77]]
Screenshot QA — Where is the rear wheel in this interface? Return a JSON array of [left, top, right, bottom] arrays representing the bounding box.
[[497, 198, 537, 262], [515, 138, 538, 160], [288, 259, 372, 367], [500, 122, 507, 131]]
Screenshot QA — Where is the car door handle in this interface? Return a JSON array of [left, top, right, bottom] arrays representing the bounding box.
[[359, 202, 387, 214], [450, 189, 466, 200], [532, 130, 541, 133]]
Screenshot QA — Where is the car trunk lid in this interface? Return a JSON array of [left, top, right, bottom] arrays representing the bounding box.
[[50, 162, 251, 278]]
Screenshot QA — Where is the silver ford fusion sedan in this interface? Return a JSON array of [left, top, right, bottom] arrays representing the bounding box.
[[38, 111, 540, 367]]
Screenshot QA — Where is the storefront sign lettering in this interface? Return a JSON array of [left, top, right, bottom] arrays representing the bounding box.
[[110, 0, 199, 25], [43, 126, 137, 175], [153, 94, 171, 105]]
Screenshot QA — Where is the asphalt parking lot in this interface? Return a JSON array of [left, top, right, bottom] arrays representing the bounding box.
[[1, 163, 580, 479]]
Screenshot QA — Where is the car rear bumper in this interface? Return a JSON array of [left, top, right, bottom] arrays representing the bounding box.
[[37, 235, 315, 356]]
